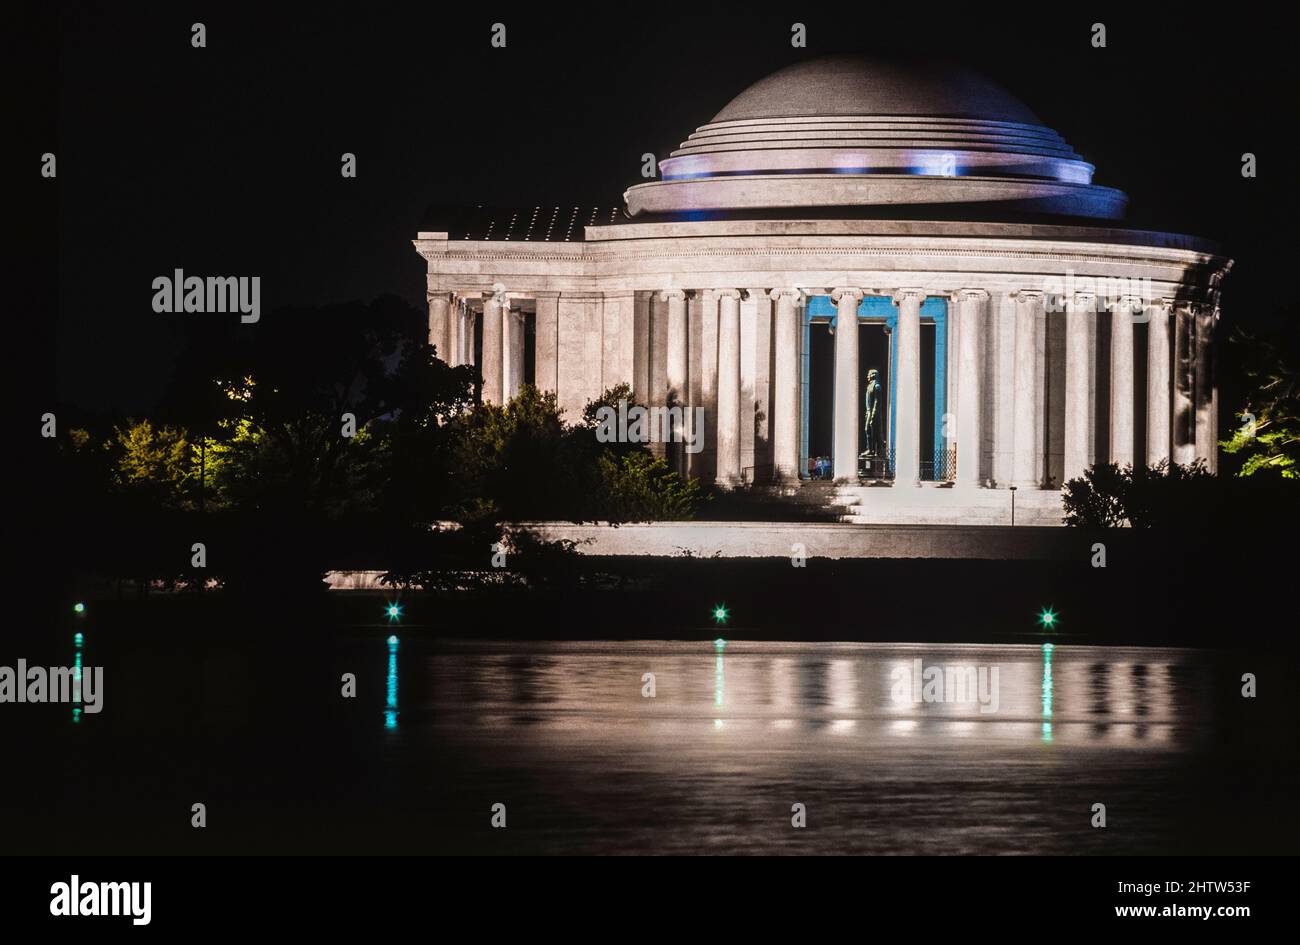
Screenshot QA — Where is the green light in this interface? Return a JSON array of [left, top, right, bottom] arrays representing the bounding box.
[[385, 603, 402, 623], [712, 604, 729, 625], [73, 632, 83, 647], [1037, 607, 1058, 629], [73, 602, 85, 614]]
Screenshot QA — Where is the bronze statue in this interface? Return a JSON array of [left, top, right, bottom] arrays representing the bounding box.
[[864, 367, 884, 457]]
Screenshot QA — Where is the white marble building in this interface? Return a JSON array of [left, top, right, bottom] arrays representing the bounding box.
[[414, 57, 1231, 526]]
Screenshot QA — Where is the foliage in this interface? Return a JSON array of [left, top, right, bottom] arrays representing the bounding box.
[[1220, 325, 1300, 479], [597, 450, 704, 521], [1063, 460, 1218, 528], [45, 301, 707, 589], [110, 419, 203, 510], [448, 383, 705, 525], [163, 295, 475, 519]]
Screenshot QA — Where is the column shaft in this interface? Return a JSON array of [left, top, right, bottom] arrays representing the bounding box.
[[893, 289, 924, 485], [428, 293, 450, 364], [1146, 302, 1171, 466], [715, 290, 742, 487], [1012, 291, 1043, 486], [1195, 306, 1216, 470], [447, 297, 463, 367], [771, 289, 801, 482], [481, 294, 504, 405], [1063, 293, 1095, 483], [663, 290, 688, 404], [534, 295, 559, 392], [700, 291, 720, 483], [503, 303, 523, 401], [1172, 304, 1196, 466], [649, 292, 669, 408], [1109, 298, 1137, 467], [832, 288, 863, 480], [956, 289, 987, 487], [663, 290, 688, 474]]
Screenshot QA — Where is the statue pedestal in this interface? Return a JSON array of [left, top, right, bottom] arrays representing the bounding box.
[[859, 452, 887, 479]]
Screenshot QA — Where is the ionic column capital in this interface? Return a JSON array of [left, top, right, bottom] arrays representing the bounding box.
[[714, 288, 742, 301], [1013, 289, 1045, 304], [769, 288, 805, 304], [1112, 295, 1145, 311], [831, 287, 865, 304], [1065, 292, 1097, 311], [658, 288, 687, 303], [890, 287, 926, 305], [956, 288, 990, 304]]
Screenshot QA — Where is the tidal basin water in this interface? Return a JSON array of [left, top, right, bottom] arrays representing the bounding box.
[[27, 636, 1298, 854]]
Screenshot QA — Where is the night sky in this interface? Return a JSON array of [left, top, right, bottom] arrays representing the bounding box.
[[29, 3, 1296, 411]]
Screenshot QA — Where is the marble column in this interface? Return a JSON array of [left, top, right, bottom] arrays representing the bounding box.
[[480, 290, 505, 404], [1146, 300, 1172, 466], [699, 291, 720, 484], [1109, 296, 1138, 468], [649, 291, 669, 408], [632, 292, 652, 406], [1063, 292, 1095, 483], [447, 296, 463, 367], [1195, 305, 1217, 471], [503, 299, 524, 402], [462, 301, 476, 367], [893, 288, 924, 485], [1012, 290, 1044, 487], [686, 291, 705, 479], [534, 294, 559, 392], [428, 292, 450, 364], [956, 289, 987, 487], [663, 289, 688, 474], [771, 288, 802, 482], [1172, 302, 1196, 466], [663, 290, 688, 405], [831, 288, 863, 481], [715, 289, 742, 488]]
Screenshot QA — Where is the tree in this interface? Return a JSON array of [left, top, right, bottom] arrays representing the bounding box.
[[110, 419, 202, 510], [449, 383, 705, 525], [1063, 460, 1217, 528], [162, 294, 475, 520], [1220, 325, 1300, 479]]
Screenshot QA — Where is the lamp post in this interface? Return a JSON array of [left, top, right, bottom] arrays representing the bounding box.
[[1009, 485, 1018, 526]]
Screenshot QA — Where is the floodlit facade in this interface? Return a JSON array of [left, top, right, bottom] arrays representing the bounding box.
[[414, 56, 1231, 526]]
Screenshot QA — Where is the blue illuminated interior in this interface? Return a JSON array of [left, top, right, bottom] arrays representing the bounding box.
[[799, 295, 947, 478]]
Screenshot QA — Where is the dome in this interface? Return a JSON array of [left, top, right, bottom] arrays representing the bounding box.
[[711, 57, 1041, 124], [624, 56, 1126, 220]]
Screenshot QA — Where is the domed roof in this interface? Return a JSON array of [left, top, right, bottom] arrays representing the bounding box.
[[625, 56, 1126, 220], [712, 56, 1041, 125]]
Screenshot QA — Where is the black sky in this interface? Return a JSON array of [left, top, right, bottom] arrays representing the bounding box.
[[36, 2, 1297, 410]]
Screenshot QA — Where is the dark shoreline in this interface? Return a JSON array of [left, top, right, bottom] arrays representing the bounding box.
[[37, 538, 1292, 650]]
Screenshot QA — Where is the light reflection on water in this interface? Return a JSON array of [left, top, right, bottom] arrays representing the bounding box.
[[406, 641, 1199, 749], [350, 639, 1258, 853]]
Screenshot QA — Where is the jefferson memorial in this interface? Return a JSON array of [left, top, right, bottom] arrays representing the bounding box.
[[414, 57, 1231, 528]]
